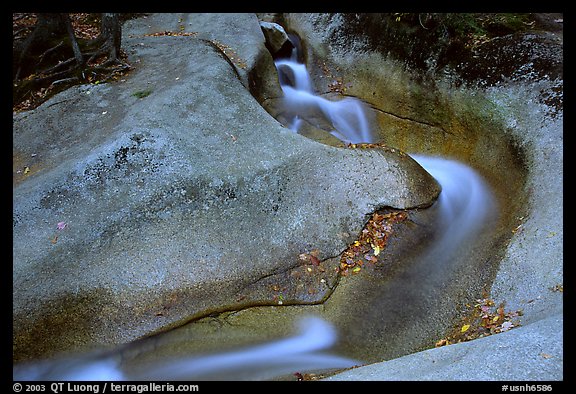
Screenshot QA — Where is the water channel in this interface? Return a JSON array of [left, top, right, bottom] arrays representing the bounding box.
[[15, 30, 506, 381]]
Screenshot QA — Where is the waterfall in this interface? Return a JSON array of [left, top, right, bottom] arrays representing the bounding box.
[[14, 29, 498, 383], [275, 33, 496, 260], [410, 155, 496, 262], [274, 36, 375, 144]]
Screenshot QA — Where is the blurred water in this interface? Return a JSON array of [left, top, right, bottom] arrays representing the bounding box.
[[274, 46, 374, 144], [14, 30, 498, 383], [13, 316, 360, 381], [411, 154, 496, 261], [275, 34, 496, 258]]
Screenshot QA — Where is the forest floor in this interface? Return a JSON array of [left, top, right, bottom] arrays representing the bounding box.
[[12, 13, 136, 113]]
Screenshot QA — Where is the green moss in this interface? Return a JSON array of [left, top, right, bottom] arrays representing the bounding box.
[[442, 13, 535, 40], [484, 13, 534, 34], [132, 88, 153, 99], [441, 13, 488, 36]]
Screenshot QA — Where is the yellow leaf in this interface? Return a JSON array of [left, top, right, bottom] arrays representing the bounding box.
[[373, 245, 381, 256], [461, 324, 470, 333], [352, 266, 361, 273], [24, 166, 30, 174]]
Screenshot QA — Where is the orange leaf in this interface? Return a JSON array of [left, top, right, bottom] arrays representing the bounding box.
[[310, 255, 321, 266]]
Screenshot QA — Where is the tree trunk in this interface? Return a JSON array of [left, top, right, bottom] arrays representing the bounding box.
[[63, 14, 84, 67], [35, 13, 68, 40], [14, 13, 68, 80], [100, 13, 121, 60]]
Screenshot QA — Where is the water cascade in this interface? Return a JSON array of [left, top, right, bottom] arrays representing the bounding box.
[[13, 317, 360, 381], [410, 154, 496, 264], [274, 36, 374, 144], [274, 33, 496, 261], [14, 30, 498, 382]]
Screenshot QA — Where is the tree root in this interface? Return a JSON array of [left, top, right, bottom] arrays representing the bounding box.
[[13, 13, 131, 111]]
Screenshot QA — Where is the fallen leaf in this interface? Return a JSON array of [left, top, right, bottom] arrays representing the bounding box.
[[366, 255, 378, 263], [461, 324, 470, 333], [57, 221, 67, 230], [500, 321, 514, 332], [541, 353, 553, 359], [310, 255, 321, 266], [24, 166, 30, 174], [372, 245, 381, 256]]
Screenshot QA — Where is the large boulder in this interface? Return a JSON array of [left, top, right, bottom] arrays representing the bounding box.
[[13, 13, 440, 362], [259, 21, 291, 57]]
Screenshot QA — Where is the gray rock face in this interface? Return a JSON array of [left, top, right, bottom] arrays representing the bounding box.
[[324, 314, 563, 381], [259, 21, 290, 55], [13, 13, 440, 362]]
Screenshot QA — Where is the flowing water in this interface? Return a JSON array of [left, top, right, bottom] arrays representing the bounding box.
[[274, 38, 374, 144], [14, 31, 498, 381], [273, 36, 496, 262], [14, 316, 359, 381]]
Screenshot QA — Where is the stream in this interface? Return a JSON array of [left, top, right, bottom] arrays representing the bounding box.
[[274, 33, 497, 277], [14, 31, 499, 382]]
